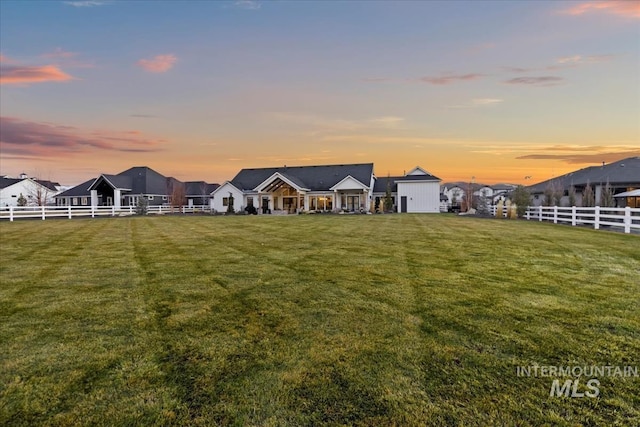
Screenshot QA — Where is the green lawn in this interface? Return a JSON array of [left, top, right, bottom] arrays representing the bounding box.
[[1, 214, 638, 426]]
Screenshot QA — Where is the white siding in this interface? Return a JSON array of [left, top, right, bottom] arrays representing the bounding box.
[[211, 183, 244, 213], [397, 181, 440, 213]]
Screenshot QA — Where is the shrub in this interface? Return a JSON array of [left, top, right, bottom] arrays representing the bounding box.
[[512, 185, 531, 217], [135, 197, 148, 215]]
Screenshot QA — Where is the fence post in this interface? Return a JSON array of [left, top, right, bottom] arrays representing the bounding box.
[[538, 206, 542, 221], [41, 205, 46, 220], [91, 206, 95, 218], [9, 206, 14, 222], [68, 205, 72, 219], [594, 206, 600, 230], [526, 206, 530, 220], [624, 206, 631, 234], [553, 206, 558, 224], [571, 206, 576, 226], [159, 205, 162, 214]]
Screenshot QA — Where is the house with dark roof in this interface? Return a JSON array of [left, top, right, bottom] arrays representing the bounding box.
[[212, 163, 376, 213], [55, 166, 219, 209], [372, 166, 442, 213], [1, 176, 60, 206], [527, 156, 640, 207], [213, 163, 441, 214]]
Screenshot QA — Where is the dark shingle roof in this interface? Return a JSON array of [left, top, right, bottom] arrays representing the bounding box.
[[0, 178, 22, 189], [184, 181, 220, 196], [527, 157, 640, 193], [230, 163, 374, 192], [373, 176, 402, 193], [56, 178, 95, 197]]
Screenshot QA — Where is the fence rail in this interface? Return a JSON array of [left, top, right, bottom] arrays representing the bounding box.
[[0, 205, 213, 221], [489, 205, 640, 234]]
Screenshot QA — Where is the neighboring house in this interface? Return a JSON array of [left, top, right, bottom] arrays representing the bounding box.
[[185, 181, 220, 207], [527, 157, 640, 207], [212, 163, 376, 214], [55, 166, 218, 209], [1, 177, 59, 206], [372, 166, 442, 213], [441, 182, 516, 209]]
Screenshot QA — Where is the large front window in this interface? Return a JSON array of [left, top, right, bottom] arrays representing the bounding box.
[[340, 194, 360, 211], [309, 195, 333, 211]]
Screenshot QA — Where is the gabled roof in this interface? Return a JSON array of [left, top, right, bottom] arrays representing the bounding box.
[[254, 171, 311, 192], [230, 163, 374, 192], [89, 174, 132, 191], [374, 167, 441, 193], [87, 166, 171, 194], [0, 177, 59, 191], [527, 157, 640, 193], [329, 174, 369, 191]]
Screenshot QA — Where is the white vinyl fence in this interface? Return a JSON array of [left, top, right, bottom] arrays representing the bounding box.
[[490, 205, 640, 234], [0, 205, 213, 222]]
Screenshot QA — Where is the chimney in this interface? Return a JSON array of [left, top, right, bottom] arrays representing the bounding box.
[[602, 161, 605, 167]]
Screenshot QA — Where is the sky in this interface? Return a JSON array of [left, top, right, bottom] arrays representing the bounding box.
[[1, 0, 639, 186]]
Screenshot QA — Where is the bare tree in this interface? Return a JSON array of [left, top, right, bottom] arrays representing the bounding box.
[[26, 179, 54, 206], [168, 179, 186, 212], [200, 182, 210, 208]]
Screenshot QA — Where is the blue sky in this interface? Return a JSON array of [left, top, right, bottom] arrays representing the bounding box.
[[1, 0, 638, 185]]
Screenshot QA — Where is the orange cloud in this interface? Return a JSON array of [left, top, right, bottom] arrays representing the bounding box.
[[0, 64, 74, 85], [136, 54, 177, 73], [561, 1, 640, 18]]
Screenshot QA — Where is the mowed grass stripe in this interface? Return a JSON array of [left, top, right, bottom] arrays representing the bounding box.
[[1, 215, 638, 426]]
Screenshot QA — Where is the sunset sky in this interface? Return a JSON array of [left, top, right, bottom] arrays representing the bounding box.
[[1, 0, 638, 186]]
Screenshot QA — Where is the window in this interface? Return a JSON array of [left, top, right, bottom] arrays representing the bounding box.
[[247, 197, 254, 207], [223, 197, 229, 207], [148, 195, 154, 201], [81, 197, 88, 205], [72, 197, 78, 206], [162, 196, 167, 201]]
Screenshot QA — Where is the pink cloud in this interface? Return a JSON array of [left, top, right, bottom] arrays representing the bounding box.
[[136, 54, 177, 73], [418, 73, 484, 85], [0, 64, 74, 85], [0, 116, 163, 159], [561, 1, 640, 18]]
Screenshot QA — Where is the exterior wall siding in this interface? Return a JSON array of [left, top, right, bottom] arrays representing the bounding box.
[[397, 181, 440, 213], [212, 183, 244, 213]]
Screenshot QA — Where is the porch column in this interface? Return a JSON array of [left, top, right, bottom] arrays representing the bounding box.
[[302, 192, 308, 212], [114, 189, 122, 209], [91, 189, 98, 207], [334, 190, 340, 210]]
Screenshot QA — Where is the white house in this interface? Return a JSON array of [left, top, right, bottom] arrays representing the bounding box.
[[1, 177, 59, 207], [212, 163, 376, 214]]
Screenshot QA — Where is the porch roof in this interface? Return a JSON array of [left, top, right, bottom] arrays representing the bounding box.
[[253, 171, 311, 193], [88, 174, 132, 191]]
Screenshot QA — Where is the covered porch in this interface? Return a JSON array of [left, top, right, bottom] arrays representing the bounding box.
[[87, 175, 131, 209]]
